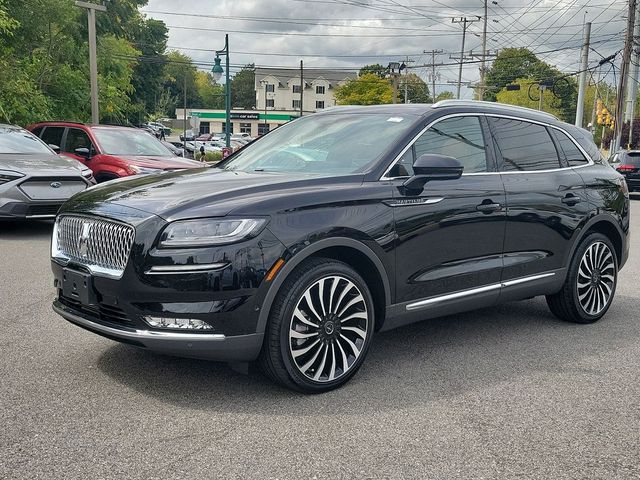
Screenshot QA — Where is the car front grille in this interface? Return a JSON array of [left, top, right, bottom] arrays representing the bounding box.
[[27, 204, 62, 216], [54, 215, 135, 277], [59, 294, 132, 326]]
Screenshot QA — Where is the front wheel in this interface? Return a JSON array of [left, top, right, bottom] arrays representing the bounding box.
[[260, 258, 375, 393], [546, 233, 618, 323]]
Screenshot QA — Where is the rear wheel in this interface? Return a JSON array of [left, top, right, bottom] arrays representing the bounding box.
[[260, 258, 375, 393], [546, 233, 618, 323]]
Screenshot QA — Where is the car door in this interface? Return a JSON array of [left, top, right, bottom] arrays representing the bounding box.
[[486, 116, 591, 294], [387, 114, 506, 313]]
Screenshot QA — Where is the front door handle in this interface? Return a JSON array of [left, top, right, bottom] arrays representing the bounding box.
[[561, 194, 582, 206], [476, 201, 501, 213]]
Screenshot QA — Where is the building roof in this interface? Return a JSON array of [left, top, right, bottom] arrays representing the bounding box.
[[255, 67, 357, 87]]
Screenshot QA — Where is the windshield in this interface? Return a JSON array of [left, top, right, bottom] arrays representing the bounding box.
[[93, 128, 172, 156], [0, 128, 54, 154], [222, 112, 419, 175], [625, 152, 640, 165]]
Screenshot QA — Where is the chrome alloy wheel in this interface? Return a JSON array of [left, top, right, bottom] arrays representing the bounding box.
[[288, 275, 369, 383], [577, 241, 616, 316]]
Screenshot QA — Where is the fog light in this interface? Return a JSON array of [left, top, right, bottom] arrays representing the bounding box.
[[144, 316, 213, 330]]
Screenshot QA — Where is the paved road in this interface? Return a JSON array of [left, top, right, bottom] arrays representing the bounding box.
[[2, 200, 640, 479]]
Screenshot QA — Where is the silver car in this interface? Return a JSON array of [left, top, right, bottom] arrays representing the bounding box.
[[0, 125, 95, 220]]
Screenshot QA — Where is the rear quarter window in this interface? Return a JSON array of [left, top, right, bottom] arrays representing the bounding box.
[[551, 129, 589, 166]]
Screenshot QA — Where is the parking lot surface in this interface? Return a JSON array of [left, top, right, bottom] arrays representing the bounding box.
[[1, 199, 639, 479]]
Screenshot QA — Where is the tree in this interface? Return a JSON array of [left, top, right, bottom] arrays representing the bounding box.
[[400, 73, 431, 103], [334, 73, 393, 105], [230, 64, 255, 109], [435, 91, 454, 101], [496, 78, 563, 117], [162, 50, 201, 115], [195, 71, 224, 109], [359, 63, 387, 78]]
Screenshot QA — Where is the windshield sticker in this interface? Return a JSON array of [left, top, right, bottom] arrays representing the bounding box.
[[387, 117, 404, 122]]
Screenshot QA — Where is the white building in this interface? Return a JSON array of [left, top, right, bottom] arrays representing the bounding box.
[[255, 68, 357, 114]]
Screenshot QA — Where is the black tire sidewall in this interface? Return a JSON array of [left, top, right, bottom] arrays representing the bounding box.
[[569, 233, 618, 322], [276, 260, 375, 392]]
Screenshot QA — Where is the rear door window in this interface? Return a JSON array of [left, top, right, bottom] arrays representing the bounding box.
[[40, 126, 65, 148], [551, 129, 589, 166], [626, 152, 640, 166], [488, 117, 561, 171]]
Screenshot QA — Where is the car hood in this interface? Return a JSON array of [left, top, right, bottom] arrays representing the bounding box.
[[110, 155, 202, 169], [0, 153, 85, 174], [62, 168, 364, 220]]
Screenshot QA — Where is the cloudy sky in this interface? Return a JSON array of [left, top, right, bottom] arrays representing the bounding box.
[[143, 0, 627, 98]]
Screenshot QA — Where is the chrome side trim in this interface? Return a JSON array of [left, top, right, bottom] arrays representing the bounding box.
[[502, 272, 556, 287], [145, 263, 229, 274], [405, 272, 556, 311], [383, 197, 444, 207], [380, 112, 594, 181], [53, 302, 226, 341]]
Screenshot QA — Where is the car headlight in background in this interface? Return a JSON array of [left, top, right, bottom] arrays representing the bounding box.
[[129, 165, 163, 175], [159, 218, 266, 247], [0, 170, 24, 185]]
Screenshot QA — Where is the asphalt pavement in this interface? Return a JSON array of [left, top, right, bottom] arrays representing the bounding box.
[[1, 199, 640, 479]]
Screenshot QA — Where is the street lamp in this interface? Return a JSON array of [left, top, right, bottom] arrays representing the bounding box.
[[211, 34, 231, 148]]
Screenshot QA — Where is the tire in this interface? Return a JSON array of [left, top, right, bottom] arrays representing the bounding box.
[[259, 257, 375, 393], [546, 232, 618, 324]]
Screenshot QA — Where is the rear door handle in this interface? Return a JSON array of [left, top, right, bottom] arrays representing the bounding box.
[[476, 201, 501, 213], [561, 194, 582, 206]]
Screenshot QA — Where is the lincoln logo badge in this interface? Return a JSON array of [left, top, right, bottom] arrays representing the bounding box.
[[78, 223, 91, 257]]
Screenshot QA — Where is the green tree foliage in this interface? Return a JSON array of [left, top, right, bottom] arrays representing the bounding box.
[[162, 50, 201, 113], [195, 71, 224, 109], [400, 73, 431, 103], [435, 91, 455, 101], [334, 73, 393, 105], [359, 64, 387, 78], [496, 78, 563, 117], [231, 64, 256, 109]]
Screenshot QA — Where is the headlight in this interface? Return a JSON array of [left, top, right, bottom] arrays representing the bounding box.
[[130, 165, 163, 175], [159, 218, 266, 247], [0, 170, 24, 185]]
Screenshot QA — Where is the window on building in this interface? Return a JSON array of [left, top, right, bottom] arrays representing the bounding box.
[[265, 84, 275, 93], [488, 117, 561, 171], [221, 122, 234, 134], [292, 85, 301, 93], [258, 123, 270, 136], [240, 123, 252, 134], [316, 101, 325, 110], [293, 99, 301, 109], [316, 85, 325, 95], [413, 116, 488, 173], [200, 122, 210, 134], [266, 99, 275, 108], [551, 129, 589, 166]]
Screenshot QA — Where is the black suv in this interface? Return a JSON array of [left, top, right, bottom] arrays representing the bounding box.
[[51, 100, 630, 392]]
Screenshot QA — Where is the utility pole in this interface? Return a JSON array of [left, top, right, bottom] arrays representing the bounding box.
[[183, 71, 187, 152], [403, 56, 415, 103], [300, 60, 304, 117], [423, 49, 443, 101], [575, 22, 592, 127], [625, 0, 640, 147], [590, 65, 602, 134], [614, 0, 637, 152], [480, 0, 488, 100], [451, 17, 480, 99], [75, 1, 106, 124]]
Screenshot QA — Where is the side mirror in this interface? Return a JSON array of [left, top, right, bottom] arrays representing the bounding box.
[[402, 154, 463, 193], [49, 144, 60, 153], [74, 147, 91, 160]]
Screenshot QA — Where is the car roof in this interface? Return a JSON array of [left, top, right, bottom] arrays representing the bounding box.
[[28, 121, 140, 131]]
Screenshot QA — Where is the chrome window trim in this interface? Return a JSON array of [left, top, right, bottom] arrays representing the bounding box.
[[380, 112, 594, 181], [405, 272, 556, 311]]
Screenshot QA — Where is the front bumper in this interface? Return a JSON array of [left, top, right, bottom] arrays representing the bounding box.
[[53, 299, 264, 361]]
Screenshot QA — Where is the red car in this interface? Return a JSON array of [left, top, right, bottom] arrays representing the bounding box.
[[28, 122, 202, 182]]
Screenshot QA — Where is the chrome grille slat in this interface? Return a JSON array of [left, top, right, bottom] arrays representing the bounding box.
[[55, 215, 135, 276]]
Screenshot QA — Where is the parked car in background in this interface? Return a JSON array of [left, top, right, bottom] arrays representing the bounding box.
[[161, 141, 185, 157], [50, 101, 629, 392], [610, 150, 640, 191], [28, 122, 203, 182], [179, 130, 196, 142], [0, 124, 94, 220], [148, 121, 171, 136]]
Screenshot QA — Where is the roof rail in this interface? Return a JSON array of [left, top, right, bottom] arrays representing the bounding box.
[[432, 99, 559, 121]]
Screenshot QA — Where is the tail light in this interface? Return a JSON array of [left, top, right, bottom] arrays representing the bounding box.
[[617, 164, 637, 172]]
